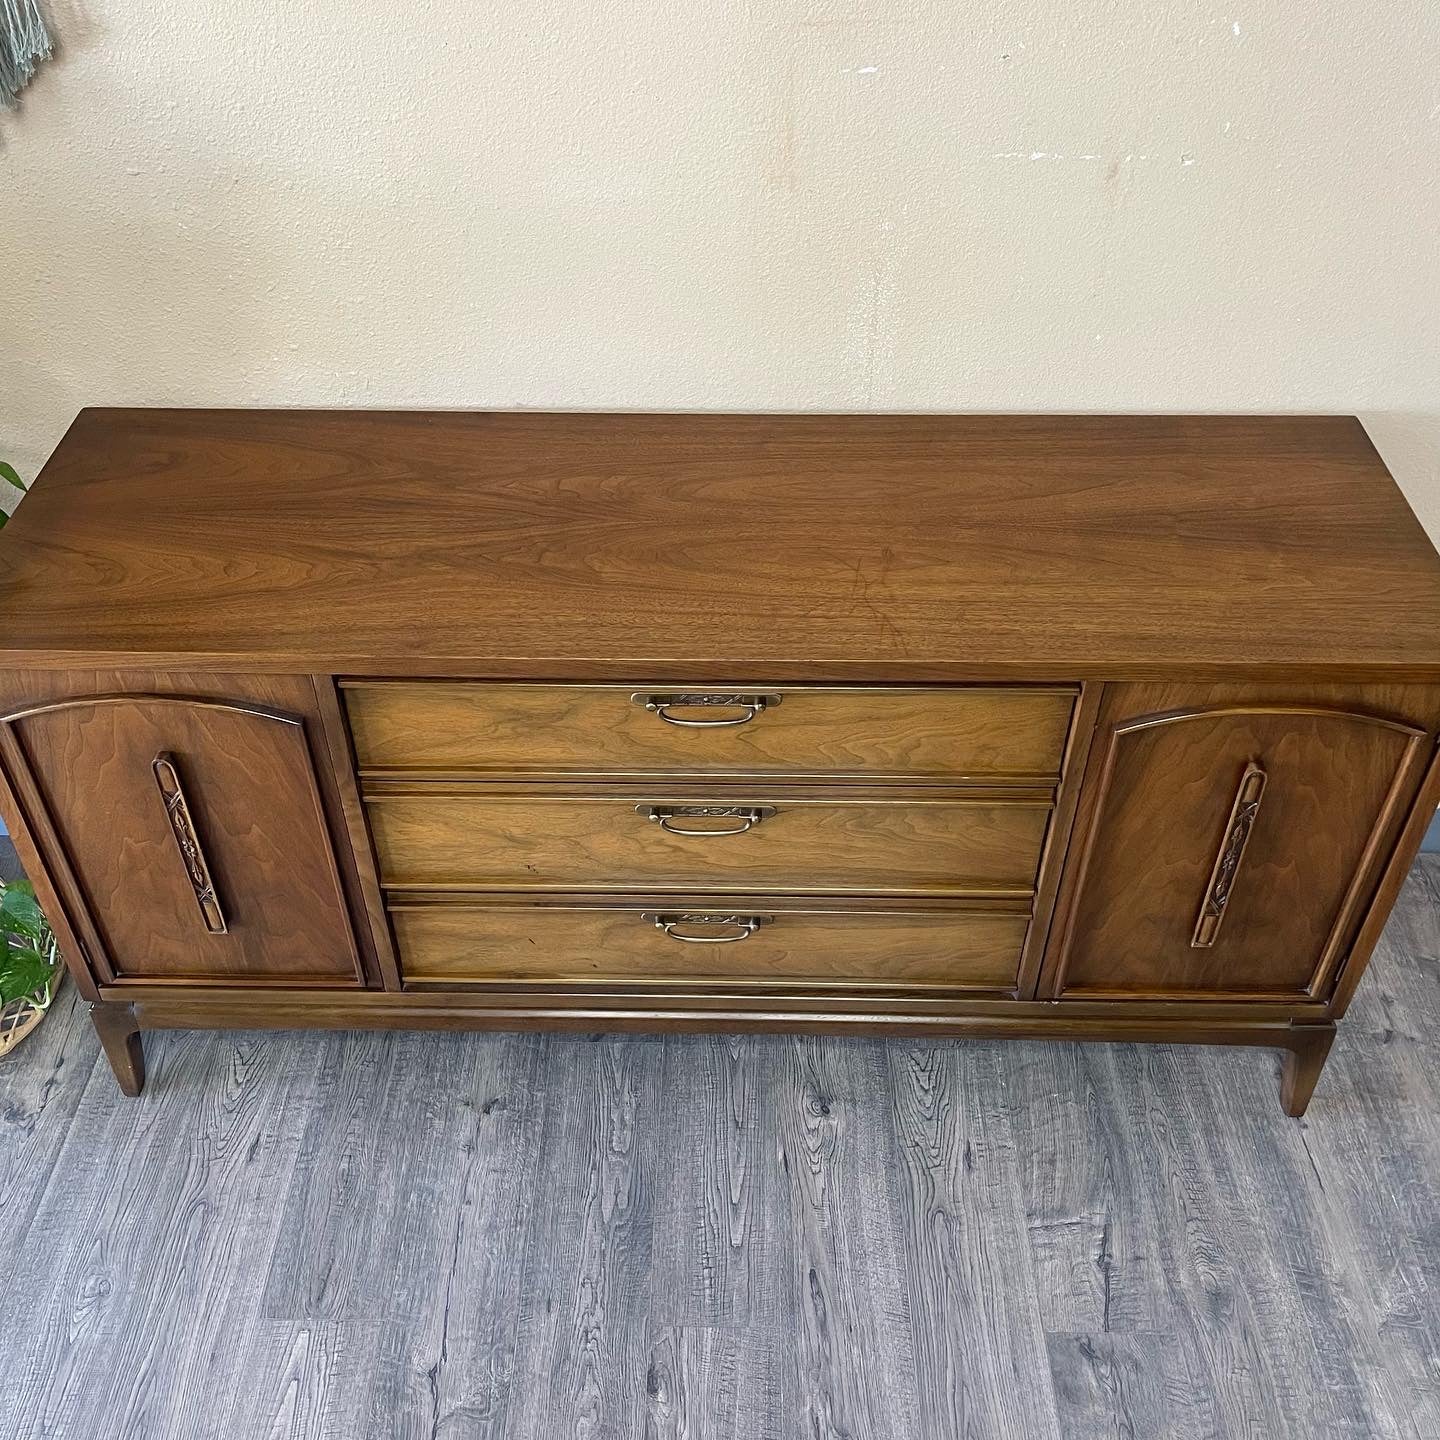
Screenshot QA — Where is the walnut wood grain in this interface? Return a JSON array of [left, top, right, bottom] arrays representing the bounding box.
[[109, 984, 1329, 1069], [88, 1001, 145, 1096], [309, 675, 404, 992], [0, 668, 393, 990], [364, 792, 1049, 896], [100, 980, 1326, 1025], [1016, 680, 1104, 997], [2, 695, 361, 982], [5, 411, 1440, 680], [344, 682, 1074, 782], [0, 415, 1438, 1117], [388, 900, 1030, 990], [1280, 1023, 1337, 1118], [1327, 734, 1440, 1017], [0, 670, 374, 986], [1041, 683, 1440, 1001]]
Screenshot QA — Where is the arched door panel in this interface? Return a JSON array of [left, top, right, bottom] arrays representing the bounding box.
[[1044, 689, 1432, 1001], [2, 694, 361, 983]]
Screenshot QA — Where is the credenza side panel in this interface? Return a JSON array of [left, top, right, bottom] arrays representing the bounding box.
[[1039, 681, 1440, 1004]]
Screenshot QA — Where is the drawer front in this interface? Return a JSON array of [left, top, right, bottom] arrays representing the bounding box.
[[367, 793, 1049, 895], [391, 901, 1029, 989], [344, 683, 1074, 781]]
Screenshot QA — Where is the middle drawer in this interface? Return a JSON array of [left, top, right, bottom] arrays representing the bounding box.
[[365, 789, 1050, 896]]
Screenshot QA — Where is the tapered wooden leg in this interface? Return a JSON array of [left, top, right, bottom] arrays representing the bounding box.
[[1280, 1023, 1335, 1118], [90, 1002, 146, 1096]]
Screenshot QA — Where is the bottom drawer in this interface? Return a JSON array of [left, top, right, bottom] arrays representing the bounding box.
[[390, 900, 1028, 990]]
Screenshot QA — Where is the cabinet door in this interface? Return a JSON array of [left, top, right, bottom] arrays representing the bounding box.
[[1043, 685, 1436, 1001], [1, 693, 362, 983]]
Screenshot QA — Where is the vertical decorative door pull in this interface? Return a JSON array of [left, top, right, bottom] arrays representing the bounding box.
[[1192, 761, 1267, 947], [153, 753, 229, 935]]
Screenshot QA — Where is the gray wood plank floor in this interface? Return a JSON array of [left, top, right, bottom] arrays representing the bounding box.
[[2, 858, 1438, 1438]]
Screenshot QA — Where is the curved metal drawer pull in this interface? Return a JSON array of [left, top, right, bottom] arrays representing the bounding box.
[[153, 753, 228, 935], [640, 804, 775, 836], [631, 692, 781, 728], [1192, 761, 1267, 948], [642, 912, 770, 943]]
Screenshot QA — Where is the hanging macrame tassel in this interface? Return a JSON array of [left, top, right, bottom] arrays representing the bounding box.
[[0, 0, 51, 107]]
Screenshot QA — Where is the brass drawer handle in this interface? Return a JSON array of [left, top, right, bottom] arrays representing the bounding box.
[[642, 912, 771, 943], [1192, 761, 1267, 948], [632, 692, 781, 728], [640, 804, 775, 836], [153, 753, 229, 936]]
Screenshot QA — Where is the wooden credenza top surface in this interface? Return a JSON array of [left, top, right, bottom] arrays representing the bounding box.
[[4, 409, 1440, 680]]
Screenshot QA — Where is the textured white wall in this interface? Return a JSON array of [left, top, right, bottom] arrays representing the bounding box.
[[3, 1, 1438, 539]]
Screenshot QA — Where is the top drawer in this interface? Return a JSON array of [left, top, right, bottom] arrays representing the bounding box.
[[343, 683, 1074, 782]]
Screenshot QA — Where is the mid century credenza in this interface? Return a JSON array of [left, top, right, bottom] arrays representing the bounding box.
[[3, 411, 1439, 1115]]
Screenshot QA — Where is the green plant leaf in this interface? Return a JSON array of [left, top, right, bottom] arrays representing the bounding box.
[[0, 943, 55, 1006], [0, 510, 8, 531], [0, 882, 48, 942], [0, 462, 27, 492]]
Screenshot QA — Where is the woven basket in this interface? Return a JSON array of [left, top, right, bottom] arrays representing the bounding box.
[[0, 943, 62, 1060]]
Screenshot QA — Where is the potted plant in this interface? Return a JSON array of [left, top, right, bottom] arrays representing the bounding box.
[[0, 460, 26, 528], [1, 879, 62, 1057]]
